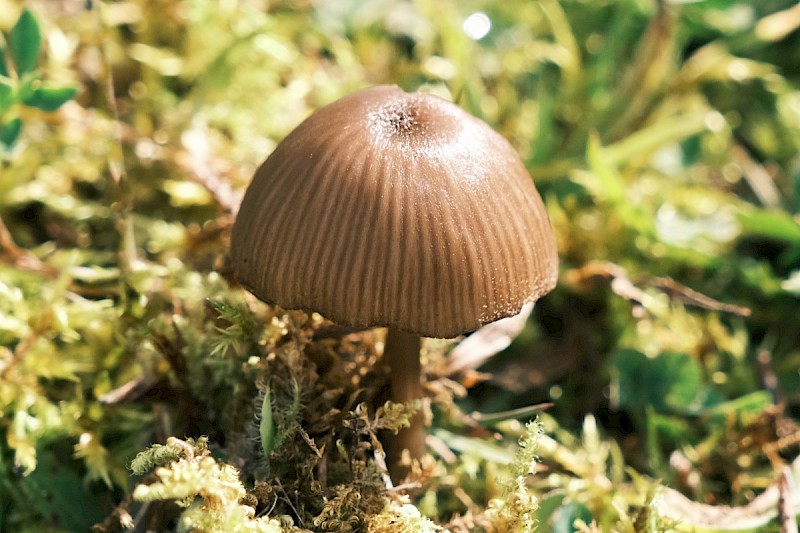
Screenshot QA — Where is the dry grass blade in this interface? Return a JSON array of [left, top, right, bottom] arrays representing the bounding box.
[[446, 302, 534, 375], [779, 467, 798, 533], [655, 457, 800, 531]]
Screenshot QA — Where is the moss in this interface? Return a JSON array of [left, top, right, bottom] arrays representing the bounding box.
[[131, 438, 301, 532], [3, 0, 800, 530]]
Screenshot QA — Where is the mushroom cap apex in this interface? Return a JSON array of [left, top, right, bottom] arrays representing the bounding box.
[[231, 85, 558, 338]]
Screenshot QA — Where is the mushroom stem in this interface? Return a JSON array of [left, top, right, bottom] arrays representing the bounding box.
[[383, 327, 425, 480]]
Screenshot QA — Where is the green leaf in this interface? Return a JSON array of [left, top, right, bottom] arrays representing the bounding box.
[[18, 445, 106, 531], [700, 391, 772, 424], [431, 428, 515, 465], [604, 112, 707, 167], [738, 208, 800, 243], [614, 349, 707, 414], [649, 411, 691, 443], [22, 85, 77, 112], [0, 79, 13, 109], [9, 9, 42, 75], [586, 131, 626, 203], [0, 117, 22, 148], [552, 500, 593, 533], [0, 42, 9, 77], [16, 74, 36, 102], [536, 494, 566, 529], [260, 385, 275, 459]]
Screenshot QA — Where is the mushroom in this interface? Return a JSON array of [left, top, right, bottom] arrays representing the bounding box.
[[230, 85, 558, 480]]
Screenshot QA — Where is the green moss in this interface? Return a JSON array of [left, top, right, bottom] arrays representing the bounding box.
[[132, 438, 299, 532], [2, 0, 800, 530]]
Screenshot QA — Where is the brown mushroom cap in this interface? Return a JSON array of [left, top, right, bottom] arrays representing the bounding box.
[[231, 85, 557, 338]]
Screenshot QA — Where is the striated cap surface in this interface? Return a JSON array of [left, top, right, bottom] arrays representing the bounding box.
[[231, 85, 558, 338]]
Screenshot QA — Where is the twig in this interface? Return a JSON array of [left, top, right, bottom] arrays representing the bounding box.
[[731, 144, 783, 209], [646, 276, 752, 317], [93, 0, 138, 276], [0, 215, 57, 276], [388, 481, 422, 493], [566, 261, 752, 317], [274, 479, 304, 528], [373, 449, 394, 490], [757, 350, 784, 407]]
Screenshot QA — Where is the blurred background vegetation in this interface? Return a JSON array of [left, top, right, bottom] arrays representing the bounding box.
[[1, 0, 799, 531]]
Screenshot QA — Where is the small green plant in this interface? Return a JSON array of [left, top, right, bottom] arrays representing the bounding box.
[[485, 420, 544, 533], [0, 9, 77, 150]]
